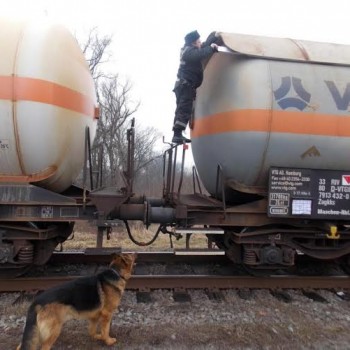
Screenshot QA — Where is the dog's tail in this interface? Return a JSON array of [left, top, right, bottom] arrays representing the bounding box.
[[17, 304, 40, 350]]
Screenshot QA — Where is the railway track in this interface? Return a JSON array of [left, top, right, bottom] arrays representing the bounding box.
[[0, 250, 349, 292], [48, 250, 228, 264], [1, 274, 349, 293]]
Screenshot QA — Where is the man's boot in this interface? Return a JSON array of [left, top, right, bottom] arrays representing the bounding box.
[[172, 129, 191, 144]]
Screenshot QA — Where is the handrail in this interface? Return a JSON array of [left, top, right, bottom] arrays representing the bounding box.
[[162, 142, 189, 202], [215, 164, 226, 217], [192, 166, 202, 194], [83, 126, 94, 208], [126, 118, 135, 194], [177, 145, 187, 194]]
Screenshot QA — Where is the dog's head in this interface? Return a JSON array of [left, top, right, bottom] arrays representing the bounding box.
[[109, 253, 137, 280]]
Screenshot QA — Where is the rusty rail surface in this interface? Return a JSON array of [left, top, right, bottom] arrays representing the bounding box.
[[1, 251, 348, 292], [49, 250, 228, 265], [1, 275, 349, 293]]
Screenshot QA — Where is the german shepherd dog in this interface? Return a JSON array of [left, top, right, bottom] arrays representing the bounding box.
[[17, 253, 136, 350]]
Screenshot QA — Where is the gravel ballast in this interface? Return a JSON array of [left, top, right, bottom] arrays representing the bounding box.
[[1, 288, 350, 349]]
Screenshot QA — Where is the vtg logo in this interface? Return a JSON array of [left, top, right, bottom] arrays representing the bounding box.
[[273, 77, 350, 111]]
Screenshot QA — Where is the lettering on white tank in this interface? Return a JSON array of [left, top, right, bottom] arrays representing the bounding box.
[[325, 81, 350, 110], [273, 76, 350, 112], [0, 140, 9, 151]]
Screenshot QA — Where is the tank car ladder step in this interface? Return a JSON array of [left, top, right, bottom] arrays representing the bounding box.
[[173, 227, 225, 254], [174, 228, 224, 235], [174, 248, 225, 256]]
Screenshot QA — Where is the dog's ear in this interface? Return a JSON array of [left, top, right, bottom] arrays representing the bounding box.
[[111, 252, 119, 259], [120, 253, 137, 266], [110, 253, 122, 267]]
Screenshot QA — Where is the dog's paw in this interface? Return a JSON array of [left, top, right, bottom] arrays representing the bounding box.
[[105, 337, 117, 346], [93, 333, 102, 340]]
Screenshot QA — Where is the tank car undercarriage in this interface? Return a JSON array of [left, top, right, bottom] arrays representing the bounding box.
[[1, 127, 350, 276], [223, 225, 350, 266], [171, 193, 350, 270], [2, 186, 350, 275], [208, 225, 350, 268], [0, 183, 86, 275], [0, 221, 74, 276]]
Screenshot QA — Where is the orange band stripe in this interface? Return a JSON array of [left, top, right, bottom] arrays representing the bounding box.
[[0, 76, 98, 119], [0, 165, 57, 183], [191, 109, 350, 138]]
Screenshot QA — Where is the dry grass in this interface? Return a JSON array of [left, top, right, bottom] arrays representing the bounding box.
[[63, 221, 209, 252]]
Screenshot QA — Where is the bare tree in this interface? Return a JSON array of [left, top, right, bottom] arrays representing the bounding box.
[[79, 27, 112, 82], [93, 76, 140, 186], [76, 28, 161, 189], [134, 155, 164, 196]]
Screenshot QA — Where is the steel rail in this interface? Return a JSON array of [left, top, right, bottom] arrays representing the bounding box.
[[126, 275, 350, 290], [1, 275, 349, 293], [49, 250, 228, 264]]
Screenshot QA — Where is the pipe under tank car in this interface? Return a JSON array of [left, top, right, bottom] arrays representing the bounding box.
[[0, 19, 98, 273]]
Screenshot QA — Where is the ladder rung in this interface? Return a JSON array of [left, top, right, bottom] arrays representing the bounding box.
[[84, 247, 122, 255], [175, 228, 224, 234], [175, 249, 225, 256]]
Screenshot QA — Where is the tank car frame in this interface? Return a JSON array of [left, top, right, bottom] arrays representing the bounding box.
[[162, 145, 350, 268], [1, 122, 350, 275]]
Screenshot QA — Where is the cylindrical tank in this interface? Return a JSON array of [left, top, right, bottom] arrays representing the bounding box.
[[191, 32, 350, 201], [0, 18, 98, 193]]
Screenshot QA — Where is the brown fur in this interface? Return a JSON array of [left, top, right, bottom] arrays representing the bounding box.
[[17, 253, 136, 350]]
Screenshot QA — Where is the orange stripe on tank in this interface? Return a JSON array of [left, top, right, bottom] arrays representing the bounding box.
[[191, 109, 350, 138], [0, 76, 13, 99], [0, 76, 98, 119], [0, 165, 57, 183]]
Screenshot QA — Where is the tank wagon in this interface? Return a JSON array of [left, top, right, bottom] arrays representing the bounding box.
[[1, 23, 350, 275], [0, 19, 174, 275], [189, 32, 350, 267], [0, 18, 99, 273]]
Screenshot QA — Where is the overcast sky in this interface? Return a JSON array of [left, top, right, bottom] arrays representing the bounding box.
[[3, 0, 350, 145]]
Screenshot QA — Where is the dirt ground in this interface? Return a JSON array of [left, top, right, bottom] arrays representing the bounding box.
[[1, 288, 350, 350]]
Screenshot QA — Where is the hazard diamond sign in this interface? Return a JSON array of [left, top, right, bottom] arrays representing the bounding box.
[[342, 175, 350, 185]]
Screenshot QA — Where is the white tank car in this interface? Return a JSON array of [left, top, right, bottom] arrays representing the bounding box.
[[191, 32, 350, 200], [0, 18, 98, 193]]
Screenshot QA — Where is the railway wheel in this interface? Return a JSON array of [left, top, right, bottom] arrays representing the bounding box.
[[0, 221, 74, 277]]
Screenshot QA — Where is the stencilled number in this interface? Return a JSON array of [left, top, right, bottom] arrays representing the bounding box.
[[318, 178, 326, 191]]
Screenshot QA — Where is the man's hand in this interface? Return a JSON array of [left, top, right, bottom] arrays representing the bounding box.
[[211, 43, 219, 51]]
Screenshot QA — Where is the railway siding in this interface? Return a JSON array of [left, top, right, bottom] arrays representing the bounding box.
[[1, 288, 350, 349]]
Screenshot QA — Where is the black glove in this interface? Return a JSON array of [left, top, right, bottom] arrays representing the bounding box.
[[205, 31, 218, 45]]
